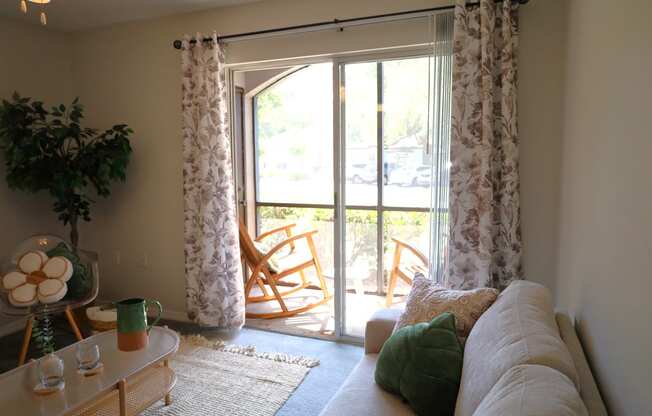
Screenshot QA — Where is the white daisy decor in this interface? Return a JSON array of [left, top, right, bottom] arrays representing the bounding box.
[[2, 250, 73, 306]]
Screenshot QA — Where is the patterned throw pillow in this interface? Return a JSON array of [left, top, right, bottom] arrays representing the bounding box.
[[395, 274, 499, 339]]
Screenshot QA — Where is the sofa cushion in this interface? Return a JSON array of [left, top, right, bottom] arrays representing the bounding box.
[[375, 313, 463, 416], [473, 365, 588, 416], [395, 274, 499, 338], [556, 312, 608, 416], [455, 280, 580, 416], [365, 308, 404, 354], [319, 354, 414, 416]]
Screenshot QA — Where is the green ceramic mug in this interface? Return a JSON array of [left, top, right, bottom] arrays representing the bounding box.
[[116, 298, 162, 351]]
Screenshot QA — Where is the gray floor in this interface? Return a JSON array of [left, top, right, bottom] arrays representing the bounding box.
[[0, 315, 363, 416]]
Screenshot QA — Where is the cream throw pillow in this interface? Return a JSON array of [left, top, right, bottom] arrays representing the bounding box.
[[252, 240, 281, 273], [395, 274, 498, 338]]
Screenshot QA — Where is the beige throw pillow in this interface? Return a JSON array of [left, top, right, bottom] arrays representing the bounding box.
[[395, 274, 498, 338], [252, 240, 281, 273]]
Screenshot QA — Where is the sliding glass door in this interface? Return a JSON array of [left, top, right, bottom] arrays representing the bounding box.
[[338, 55, 433, 337], [234, 41, 450, 341]]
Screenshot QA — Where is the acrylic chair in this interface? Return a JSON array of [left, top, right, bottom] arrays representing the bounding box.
[[0, 235, 99, 365]]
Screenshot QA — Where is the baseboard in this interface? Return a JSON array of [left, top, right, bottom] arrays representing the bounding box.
[[96, 298, 192, 324], [0, 307, 191, 339], [156, 308, 192, 323]]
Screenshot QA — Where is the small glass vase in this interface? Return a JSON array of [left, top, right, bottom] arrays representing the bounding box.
[[37, 353, 64, 388], [76, 341, 100, 371]]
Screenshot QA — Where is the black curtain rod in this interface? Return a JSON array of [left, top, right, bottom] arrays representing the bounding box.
[[172, 0, 529, 49]]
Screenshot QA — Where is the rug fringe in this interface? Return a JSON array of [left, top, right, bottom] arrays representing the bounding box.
[[181, 334, 320, 368]]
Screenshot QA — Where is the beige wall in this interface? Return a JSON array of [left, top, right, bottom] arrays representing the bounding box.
[[518, 0, 568, 298], [0, 17, 74, 328], [0, 17, 73, 261], [556, 0, 652, 414]]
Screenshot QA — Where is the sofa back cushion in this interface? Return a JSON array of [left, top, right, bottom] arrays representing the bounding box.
[[556, 313, 609, 416], [472, 365, 588, 416], [455, 280, 580, 416]]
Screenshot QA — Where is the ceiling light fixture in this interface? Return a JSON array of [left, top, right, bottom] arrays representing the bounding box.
[[19, 0, 51, 26]]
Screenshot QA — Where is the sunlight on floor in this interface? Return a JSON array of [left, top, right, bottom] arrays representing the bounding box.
[[246, 287, 406, 340]]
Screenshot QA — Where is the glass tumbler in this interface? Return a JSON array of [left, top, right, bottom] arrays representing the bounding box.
[[38, 354, 64, 388], [75, 342, 100, 371]]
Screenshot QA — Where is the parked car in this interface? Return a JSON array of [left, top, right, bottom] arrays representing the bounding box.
[[389, 165, 431, 187], [347, 163, 376, 184]]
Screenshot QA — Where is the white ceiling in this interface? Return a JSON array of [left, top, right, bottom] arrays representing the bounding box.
[[0, 0, 262, 32]]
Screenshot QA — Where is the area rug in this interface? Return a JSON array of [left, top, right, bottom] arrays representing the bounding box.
[[142, 335, 319, 416]]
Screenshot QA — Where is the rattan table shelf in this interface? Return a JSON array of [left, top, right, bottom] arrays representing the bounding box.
[[0, 326, 179, 416], [73, 365, 177, 416]]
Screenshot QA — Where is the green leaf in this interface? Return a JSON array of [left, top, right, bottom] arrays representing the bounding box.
[[0, 95, 133, 239]]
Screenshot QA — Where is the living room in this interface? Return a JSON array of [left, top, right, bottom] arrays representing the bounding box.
[[0, 0, 649, 415]]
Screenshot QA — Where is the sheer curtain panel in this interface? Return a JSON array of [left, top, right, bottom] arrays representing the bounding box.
[[181, 33, 245, 328], [447, 0, 523, 290]]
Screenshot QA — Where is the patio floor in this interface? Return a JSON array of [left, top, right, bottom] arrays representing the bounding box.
[[246, 276, 409, 340]]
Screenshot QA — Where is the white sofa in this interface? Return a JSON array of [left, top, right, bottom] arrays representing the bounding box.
[[320, 281, 608, 416]]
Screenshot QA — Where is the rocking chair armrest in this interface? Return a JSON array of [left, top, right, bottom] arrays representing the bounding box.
[[258, 230, 318, 265], [391, 237, 428, 266], [255, 223, 297, 242]]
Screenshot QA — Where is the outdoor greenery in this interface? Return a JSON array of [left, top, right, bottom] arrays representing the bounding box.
[[0, 93, 133, 249], [255, 58, 431, 151], [253, 59, 433, 207], [346, 58, 431, 147], [258, 206, 427, 227], [254, 64, 333, 201], [258, 206, 429, 290]]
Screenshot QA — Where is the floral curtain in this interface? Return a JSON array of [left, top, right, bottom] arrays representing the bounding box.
[[447, 0, 523, 290], [181, 33, 245, 328]]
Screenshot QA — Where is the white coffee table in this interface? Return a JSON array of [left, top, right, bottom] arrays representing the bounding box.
[[0, 326, 179, 416]]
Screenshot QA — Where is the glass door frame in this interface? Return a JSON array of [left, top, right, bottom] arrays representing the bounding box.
[[332, 47, 433, 342], [226, 45, 433, 343]]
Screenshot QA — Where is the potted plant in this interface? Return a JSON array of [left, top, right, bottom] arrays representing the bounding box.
[[0, 94, 132, 358], [0, 93, 133, 250]]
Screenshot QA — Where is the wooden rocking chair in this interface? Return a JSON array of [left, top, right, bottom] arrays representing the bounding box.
[[239, 221, 332, 319], [385, 238, 428, 307]]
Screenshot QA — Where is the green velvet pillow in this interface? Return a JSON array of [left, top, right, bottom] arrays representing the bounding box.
[[374, 312, 463, 416]]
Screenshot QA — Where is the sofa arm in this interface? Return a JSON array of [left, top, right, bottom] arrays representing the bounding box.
[[364, 308, 403, 354]]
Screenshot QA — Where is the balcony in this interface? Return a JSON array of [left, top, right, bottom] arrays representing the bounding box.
[[245, 207, 429, 339]]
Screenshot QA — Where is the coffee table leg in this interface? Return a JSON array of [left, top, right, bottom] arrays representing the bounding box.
[[118, 379, 127, 416], [164, 359, 172, 406]]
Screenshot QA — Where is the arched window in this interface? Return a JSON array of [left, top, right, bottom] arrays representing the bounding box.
[[253, 63, 333, 205]]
